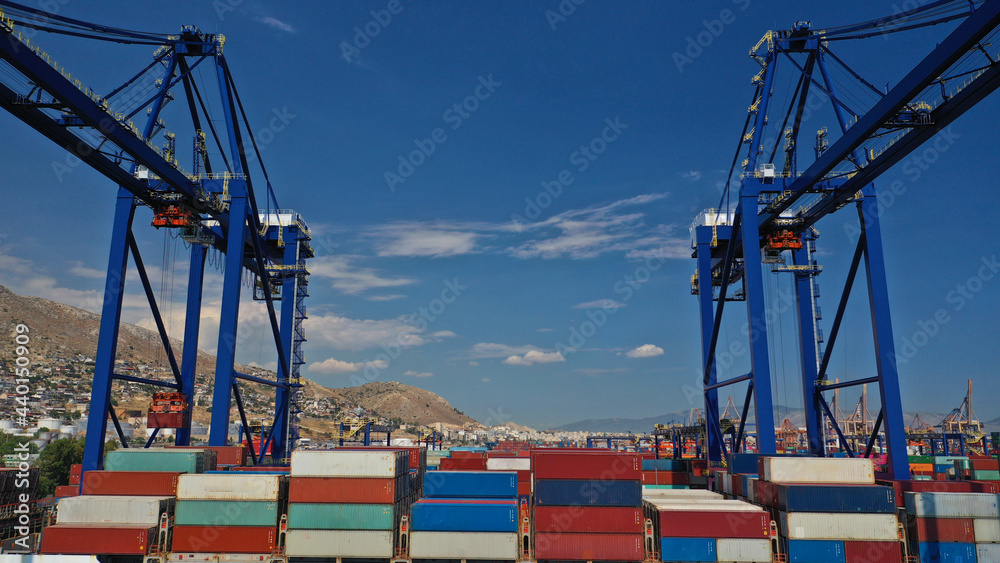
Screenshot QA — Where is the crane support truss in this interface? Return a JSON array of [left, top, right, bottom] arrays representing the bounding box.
[[0, 8, 312, 469], [692, 0, 1000, 479]]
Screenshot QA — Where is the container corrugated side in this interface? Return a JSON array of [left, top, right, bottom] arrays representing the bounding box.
[[535, 532, 643, 561], [409, 531, 518, 560], [171, 526, 276, 553], [285, 530, 393, 558], [904, 491, 1000, 517], [906, 517, 974, 542], [290, 450, 406, 477], [104, 449, 206, 473], [777, 484, 895, 513], [658, 537, 716, 561], [655, 507, 769, 539], [534, 479, 641, 507], [40, 524, 156, 555], [761, 457, 874, 484], [642, 458, 686, 471], [916, 542, 976, 562], [288, 476, 403, 503], [716, 538, 772, 562], [641, 489, 722, 500], [486, 457, 531, 471], [842, 541, 902, 563], [410, 501, 517, 533], [287, 503, 397, 530], [56, 495, 172, 525], [176, 474, 282, 501], [977, 542, 1000, 562], [786, 539, 845, 563], [534, 506, 643, 534], [532, 451, 641, 480], [973, 517, 1000, 542], [780, 513, 898, 540], [423, 470, 517, 498], [82, 471, 181, 496], [174, 500, 279, 527]]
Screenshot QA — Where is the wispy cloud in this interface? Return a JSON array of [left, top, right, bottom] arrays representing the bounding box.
[[310, 255, 416, 295], [468, 342, 543, 359], [258, 16, 296, 33], [370, 223, 484, 258], [403, 370, 434, 378], [504, 350, 565, 366], [626, 344, 664, 358], [682, 170, 702, 181], [573, 299, 626, 310], [68, 261, 105, 279], [308, 357, 388, 374], [305, 312, 448, 351]]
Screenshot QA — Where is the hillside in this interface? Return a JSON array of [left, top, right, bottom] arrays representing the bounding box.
[[0, 284, 480, 437]]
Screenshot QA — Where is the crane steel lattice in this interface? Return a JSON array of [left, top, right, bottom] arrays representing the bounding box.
[[692, 0, 1000, 478], [0, 3, 312, 469]]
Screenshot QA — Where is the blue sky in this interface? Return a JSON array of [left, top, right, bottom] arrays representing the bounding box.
[[1, 1, 999, 429]]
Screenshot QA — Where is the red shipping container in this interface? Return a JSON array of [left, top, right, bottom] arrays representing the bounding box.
[[54, 485, 78, 498], [534, 506, 643, 534], [532, 452, 641, 480], [68, 473, 81, 486], [170, 445, 248, 466], [228, 465, 289, 472], [518, 481, 531, 496], [439, 458, 487, 471], [657, 509, 770, 538], [641, 471, 689, 485], [843, 541, 903, 563], [171, 526, 276, 553], [972, 458, 1000, 471], [753, 479, 779, 507], [907, 517, 974, 542], [41, 524, 155, 555], [69, 464, 82, 476], [534, 532, 644, 561], [82, 471, 182, 496], [451, 451, 487, 459], [147, 412, 188, 429], [288, 476, 404, 503]]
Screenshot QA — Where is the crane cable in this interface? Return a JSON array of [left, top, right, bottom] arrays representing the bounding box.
[[0, 0, 173, 44]]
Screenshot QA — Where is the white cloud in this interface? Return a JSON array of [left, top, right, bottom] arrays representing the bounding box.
[[481, 377, 490, 382], [430, 330, 457, 338], [469, 342, 542, 359], [574, 299, 626, 310], [403, 370, 434, 378], [68, 261, 106, 279], [306, 313, 429, 351], [626, 344, 664, 358], [308, 357, 388, 374], [367, 294, 406, 301], [468, 361, 480, 367], [259, 16, 296, 33], [682, 170, 702, 181], [371, 223, 482, 257], [310, 255, 416, 295], [504, 350, 565, 366]]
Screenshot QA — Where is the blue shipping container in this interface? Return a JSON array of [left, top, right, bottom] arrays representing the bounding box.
[[777, 484, 895, 513], [787, 540, 845, 563], [642, 458, 686, 471], [728, 452, 803, 475], [534, 479, 641, 507], [422, 471, 517, 498], [932, 464, 953, 474], [918, 542, 977, 563], [659, 538, 716, 562], [410, 501, 517, 532]]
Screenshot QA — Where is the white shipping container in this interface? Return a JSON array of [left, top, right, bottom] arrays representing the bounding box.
[[291, 450, 406, 477], [646, 499, 764, 512], [716, 538, 773, 562], [745, 478, 757, 503], [642, 489, 722, 500], [977, 543, 1000, 562], [410, 532, 519, 559], [761, 457, 874, 484], [905, 492, 1000, 518], [57, 495, 173, 525], [780, 513, 898, 540], [286, 530, 393, 558], [973, 518, 1000, 542], [486, 457, 531, 471], [176, 474, 282, 501]]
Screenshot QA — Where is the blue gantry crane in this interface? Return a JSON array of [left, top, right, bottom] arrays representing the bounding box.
[[692, 0, 1000, 478], [0, 3, 312, 469]]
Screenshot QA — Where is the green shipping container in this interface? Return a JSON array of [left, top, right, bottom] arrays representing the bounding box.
[[175, 500, 279, 527], [909, 455, 932, 464], [287, 503, 397, 530], [642, 485, 690, 490], [104, 449, 206, 473], [972, 470, 1000, 481]]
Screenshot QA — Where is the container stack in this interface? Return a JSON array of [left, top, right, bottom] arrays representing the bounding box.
[[486, 452, 532, 496], [410, 470, 520, 560], [41, 495, 172, 555], [286, 449, 413, 559], [104, 447, 217, 473], [337, 445, 428, 495], [532, 451, 646, 562], [642, 458, 690, 491], [752, 457, 903, 563], [956, 457, 1000, 482], [439, 450, 488, 471], [170, 473, 286, 554], [905, 491, 1000, 562], [645, 489, 772, 563]]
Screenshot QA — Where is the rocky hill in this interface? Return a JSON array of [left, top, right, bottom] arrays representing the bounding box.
[[0, 284, 480, 437]]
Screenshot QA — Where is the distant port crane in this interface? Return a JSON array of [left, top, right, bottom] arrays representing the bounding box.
[[691, 0, 1000, 478]]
